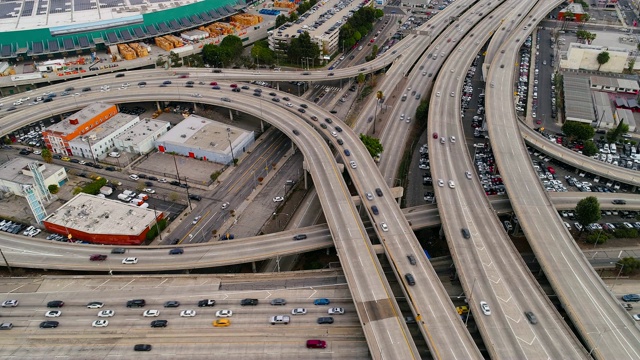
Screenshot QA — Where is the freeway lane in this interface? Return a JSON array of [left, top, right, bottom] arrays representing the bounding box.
[[427, 0, 587, 357], [486, 0, 640, 358]]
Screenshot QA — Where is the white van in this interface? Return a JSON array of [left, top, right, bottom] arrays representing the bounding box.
[[609, 143, 616, 153], [108, 152, 120, 158]]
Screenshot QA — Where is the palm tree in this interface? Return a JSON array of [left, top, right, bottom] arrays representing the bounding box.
[[374, 91, 383, 134], [597, 51, 610, 71]]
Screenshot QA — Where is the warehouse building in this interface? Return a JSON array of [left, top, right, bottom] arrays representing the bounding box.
[[67, 113, 139, 160], [42, 103, 118, 155], [0, 158, 68, 197], [42, 193, 162, 245], [114, 118, 171, 155], [154, 114, 254, 164]]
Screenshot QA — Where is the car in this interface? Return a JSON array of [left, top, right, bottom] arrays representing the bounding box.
[[436, 92, 441, 97], [612, 199, 627, 205], [169, 248, 184, 255], [371, 205, 379, 215], [87, 302, 104, 309], [450, 92, 455, 97], [158, 178, 167, 183], [143, 188, 156, 194], [293, 234, 307, 240], [633, 314, 640, 321], [465, 171, 472, 179], [328, 307, 345, 315], [450, 136, 456, 143], [126, 299, 146, 307], [273, 196, 284, 202], [33, 150, 41, 155], [291, 308, 307, 315], [98, 310, 114, 317], [448, 180, 455, 189], [47, 300, 64, 308], [375, 188, 383, 197], [480, 301, 491, 315], [623, 294, 640, 302], [240, 298, 259, 306], [129, 175, 139, 180], [89, 254, 107, 261], [150, 320, 167, 328], [405, 273, 416, 286], [293, 129, 300, 136], [314, 298, 330, 306], [45, 310, 61, 317], [432, 132, 438, 139], [331, 131, 338, 137], [213, 318, 231, 327], [380, 222, 389, 231], [143, 310, 160, 317], [524, 311, 538, 324], [366, 192, 374, 201], [122, 257, 138, 264], [306, 339, 327, 349], [437, 179, 444, 187], [0, 323, 13, 330], [188, 194, 202, 201], [344, 149, 351, 156], [1, 300, 18, 308], [192, 216, 201, 225], [134, 344, 152, 351], [216, 309, 233, 317], [270, 298, 287, 306], [164, 301, 180, 308], [268, 314, 291, 325], [180, 310, 196, 317], [198, 299, 216, 307], [39, 321, 59, 328], [92, 320, 109, 327], [111, 248, 126, 254], [461, 228, 471, 239], [337, 139, 344, 145], [317, 317, 334, 324], [349, 160, 357, 169]]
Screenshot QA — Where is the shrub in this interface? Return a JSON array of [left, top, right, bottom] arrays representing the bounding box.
[[48, 184, 59, 194]]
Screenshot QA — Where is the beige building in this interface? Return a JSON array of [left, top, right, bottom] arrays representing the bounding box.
[[560, 43, 629, 72], [0, 158, 68, 197]]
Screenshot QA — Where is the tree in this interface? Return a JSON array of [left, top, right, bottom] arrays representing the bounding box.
[[286, 31, 320, 65], [617, 257, 640, 275], [48, 184, 59, 194], [169, 192, 180, 202], [582, 140, 598, 156], [607, 118, 629, 142], [275, 14, 288, 28], [628, 58, 636, 73], [561, 121, 595, 141], [168, 51, 182, 67], [289, 12, 299, 22], [575, 196, 601, 229], [416, 101, 429, 123], [251, 40, 275, 65], [41, 149, 53, 163], [597, 51, 610, 71], [359, 134, 384, 157]]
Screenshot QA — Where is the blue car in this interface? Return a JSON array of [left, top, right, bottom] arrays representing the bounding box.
[[314, 298, 330, 305], [622, 294, 640, 302]]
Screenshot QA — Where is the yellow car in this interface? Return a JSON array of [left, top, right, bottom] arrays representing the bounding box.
[[213, 319, 230, 327], [61, 157, 70, 161]]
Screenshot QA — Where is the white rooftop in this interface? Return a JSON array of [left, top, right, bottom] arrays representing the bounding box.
[[45, 103, 114, 135], [44, 193, 157, 236], [0, 157, 63, 184], [157, 114, 246, 151], [274, 0, 361, 43], [114, 118, 169, 144], [69, 112, 138, 143]]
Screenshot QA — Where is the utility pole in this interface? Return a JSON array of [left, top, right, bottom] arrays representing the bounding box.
[[0, 248, 12, 275]]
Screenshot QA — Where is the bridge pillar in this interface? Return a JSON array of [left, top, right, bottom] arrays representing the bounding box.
[[276, 83, 280, 91], [438, 226, 445, 239], [156, 101, 162, 111], [260, 120, 265, 132], [251, 261, 257, 273], [192, 102, 197, 112], [229, 109, 234, 121]]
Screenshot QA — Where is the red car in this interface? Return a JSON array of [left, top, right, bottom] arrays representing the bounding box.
[[230, 84, 238, 88], [210, 81, 218, 86], [432, 132, 438, 139], [306, 340, 327, 349]]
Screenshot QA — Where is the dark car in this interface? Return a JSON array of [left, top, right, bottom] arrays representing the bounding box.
[[150, 320, 168, 328], [292, 129, 300, 136], [148, 176, 158, 181], [39, 321, 59, 328], [375, 188, 383, 197], [126, 299, 146, 308], [169, 180, 181, 186], [344, 149, 351, 156], [405, 273, 416, 286], [115, 73, 125, 78], [407, 255, 416, 265], [52, 154, 62, 159], [169, 248, 184, 255], [71, 157, 81, 162], [188, 194, 202, 201], [111, 248, 126, 254], [134, 344, 152, 351], [90, 254, 107, 261], [138, 81, 147, 86], [253, 92, 261, 97], [240, 298, 259, 306], [525, 311, 538, 324], [300, 103, 308, 108], [82, 87, 91, 92], [337, 139, 344, 145], [335, 126, 343, 132], [270, 298, 287, 306], [297, 108, 306, 113], [461, 228, 471, 239], [293, 234, 307, 241], [317, 317, 334, 324], [371, 206, 379, 215], [19, 149, 30, 155], [164, 301, 180, 308], [612, 199, 627, 205], [105, 166, 116, 171], [220, 233, 235, 240], [43, 98, 53, 103], [47, 300, 64, 308], [162, 81, 172, 85], [198, 299, 216, 307], [144, 181, 153, 186]]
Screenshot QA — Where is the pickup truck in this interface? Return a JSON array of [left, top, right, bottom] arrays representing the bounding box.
[[270, 315, 290, 325]]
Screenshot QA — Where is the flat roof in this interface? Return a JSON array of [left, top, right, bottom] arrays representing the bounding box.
[[0, 157, 64, 184], [45, 103, 114, 135], [69, 113, 138, 143], [564, 73, 596, 123], [44, 193, 157, 236], [114, 118, 169, 145], [273, 0, 361, 43], [157, 114, 247, 152], [589, 31, 637, 52]]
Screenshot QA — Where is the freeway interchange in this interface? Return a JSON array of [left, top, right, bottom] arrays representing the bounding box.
[[1, 0, 640, 358]]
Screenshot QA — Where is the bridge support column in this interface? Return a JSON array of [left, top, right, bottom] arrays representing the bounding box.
[[229, 109, 234, 121], [192, 102, 197, 112], [251, 261, 257, 273], [156, 101, 162, 111], [439, 226, 445, 239], [260, 120, 265, 132], [276, 83, 280, 91]]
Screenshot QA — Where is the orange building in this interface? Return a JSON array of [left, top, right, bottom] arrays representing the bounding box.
[[42, 103, 118, 155]]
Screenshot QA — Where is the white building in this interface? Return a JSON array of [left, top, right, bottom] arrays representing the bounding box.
[[113, 118, 170, 155], [67, 113, 139, 160], [154, 114, 254, 165], [0, 158, 68, 197], [269, 0, 368, 58], [560, 43, 630, 73], [181, 29, 209, 42]]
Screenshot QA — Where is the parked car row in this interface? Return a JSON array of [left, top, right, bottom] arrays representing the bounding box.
[[0, 220, 26, 235]]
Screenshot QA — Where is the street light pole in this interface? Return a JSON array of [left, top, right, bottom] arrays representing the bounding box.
[[611, 262, 625, 291], [465, 278, 477, 327], [227, 128, 236, 166]]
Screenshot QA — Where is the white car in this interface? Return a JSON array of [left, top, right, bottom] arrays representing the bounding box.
[[380, 222, 389, 232], [143, 188, 156, 194], [291, 308, 307, 315], [33, 150, 41, 155], [286, 102, 293, 107], [328, 307, 345, 315], [331, 131, 338, 137], [192, 216, 201, 225], [273, 196, 284, 202], [1, 300, 18, 307], [366, 192, 374, 201], [78, 160, 86, 165], [143, 310, 160, 317], [221, 202, 229, 210], [633, 314, 640, 321], [349, 160, 357, 169], [437, 179, 444, 187], [448, 180, 455, 189], [122, 257, 138, 264], [86, 302, 103, 309], [158, 178, 168, 183], [122, 83, 130, 87], [450, 92, 455, 97], [180, 310, 197, 317], [465, 171, 472, 180], [129, 175, 139, 181], [436, 92, 441, 97], [98, 310, 114, 317], [45, 310, 61, 317], [92, 320, 109, 327], [216, 309, 233, 317], [450, 136, 456, 143], [480, 301, 491, 315]]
